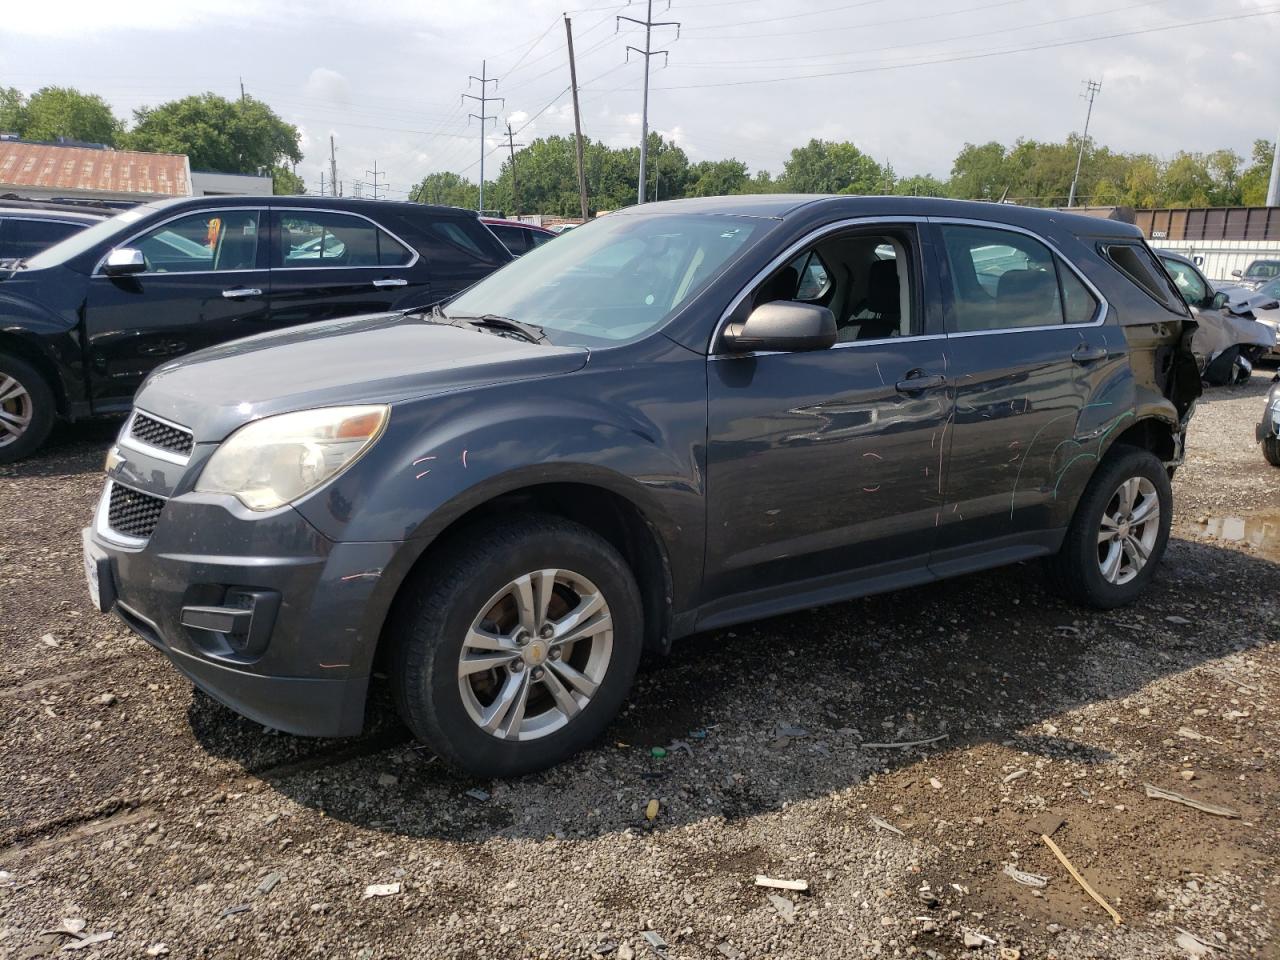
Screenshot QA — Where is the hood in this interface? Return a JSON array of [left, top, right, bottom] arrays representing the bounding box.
[[136, 312, 589, 441]]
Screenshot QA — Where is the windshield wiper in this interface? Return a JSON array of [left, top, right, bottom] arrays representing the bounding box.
[[412, 305, 548, 344]]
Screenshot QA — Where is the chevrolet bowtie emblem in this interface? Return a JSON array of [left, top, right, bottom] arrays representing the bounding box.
[[104, 446, 124, 472]]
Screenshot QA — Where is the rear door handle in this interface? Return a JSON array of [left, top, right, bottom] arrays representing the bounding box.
[[372, 278, 408, 288], [1071, 344, 1109, 364], [222, 287, 263, 299], [895, 373, 947, 395]]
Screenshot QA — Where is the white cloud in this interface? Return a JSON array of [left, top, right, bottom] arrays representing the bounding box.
[[304, 68, 351, 104]]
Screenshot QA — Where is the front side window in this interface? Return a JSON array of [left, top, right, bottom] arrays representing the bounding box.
[[940, 225, 1074, 332], [1160, 256, 1208, 308], [446, 213, 762, 347], [747, 230, 918, 342], [132, 209, 261, 273], [278, 211, 412, 268]]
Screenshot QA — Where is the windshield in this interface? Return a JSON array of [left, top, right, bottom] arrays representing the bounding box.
[[445, 213, 763, 346], [1244, 260, 1280, 280], [22, 202, 163, 271]]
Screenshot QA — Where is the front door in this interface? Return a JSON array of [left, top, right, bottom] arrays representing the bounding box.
[[929, 221, 1114, 566], [267, 208, 428, 328], [85, 207, 269, 409], [704, 223, 951, 613]]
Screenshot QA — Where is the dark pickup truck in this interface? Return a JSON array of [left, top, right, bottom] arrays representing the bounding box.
[[0, 195, 510, 461], [83, 195, 1200, 776]]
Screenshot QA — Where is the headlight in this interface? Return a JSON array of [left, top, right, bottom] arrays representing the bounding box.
[[195, 405, 388, 511]]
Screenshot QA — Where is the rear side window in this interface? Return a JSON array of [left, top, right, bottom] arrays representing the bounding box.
[[488, 223, 529, 255], [941, 226, 1070, 332], [1100, 242, 1186, 314], [278, 211, 413, 268], [0, 217, 85, 259]]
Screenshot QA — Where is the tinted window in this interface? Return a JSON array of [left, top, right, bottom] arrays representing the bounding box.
[[1060, 263, 1101, 324], [133, 210, 261, 273], [1244, 260, 1280, 280], [489, 223, 529, 255], [1160, 256, 1207, 307], [1101, 242, 1185, 314], [940, 225, 1064, 331], [528, 230, 554, 249], [430, 220, 490, 259], [0, 217, 86, 259], [278, 211, 412, 268]]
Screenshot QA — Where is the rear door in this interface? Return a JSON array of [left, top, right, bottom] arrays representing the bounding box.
[[266, 207, 428, 329], [928, 220, 1113, 569], [84, 206, 269, 409]]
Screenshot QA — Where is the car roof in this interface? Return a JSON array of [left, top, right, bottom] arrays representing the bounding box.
[[0, 202, 108, 221], [1155, 248, 1195, 266], [137, 195, 481, 219], [481, 217, 554, 232], [615, 194, 1145, 239]]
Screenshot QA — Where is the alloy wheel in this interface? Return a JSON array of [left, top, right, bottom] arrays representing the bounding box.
[[0, 373, 33, 449], [457, 568, 613, 741], [1096, 476, 1160, 586]]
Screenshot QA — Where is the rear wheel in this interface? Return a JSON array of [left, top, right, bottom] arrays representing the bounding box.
[[0, 353, 56, 464], [391, 514, 643, 777], [1263, 437, 1280, 467], [1046, 445, 1172, 609]]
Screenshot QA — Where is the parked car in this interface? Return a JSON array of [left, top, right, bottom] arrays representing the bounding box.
[[1156, 249, 1278, 382], [1224, 275, 1280, 361], [1258, 376, 1280, 466], [0, 200, 107, 262], [83, 195, 1200, 776], [481, 217, 557, 256], [1227, 258, 1280, 292], [0, 195, 511, 461]]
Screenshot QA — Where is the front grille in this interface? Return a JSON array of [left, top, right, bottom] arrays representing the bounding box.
[[107, 483, 166, 540], [129, 412, 194, 458]]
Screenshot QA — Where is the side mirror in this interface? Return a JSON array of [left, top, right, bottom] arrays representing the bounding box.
[[1261, 301, 1280, 311], [1231, 269, 1243, 279], [1192, 255, 1204, 266], [103, 247, 146, 276], [722, 301, 837, 353], [1210, 291, 1229, 310]]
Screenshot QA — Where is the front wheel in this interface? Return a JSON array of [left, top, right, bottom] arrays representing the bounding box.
[[1264, 437, 1280, 467], [1045, 445, 1173, 609], [390, 514, 643, 777], [0, 353, 56, 464]]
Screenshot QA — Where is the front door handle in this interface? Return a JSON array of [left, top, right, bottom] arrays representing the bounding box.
[[372, 278, 408, 288], [895, 373, 947, 395], [222, 287, 263, 299], [1071, 344, 1109, 364]]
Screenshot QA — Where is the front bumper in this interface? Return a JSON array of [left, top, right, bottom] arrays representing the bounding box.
[[87, 481, 409, 737]]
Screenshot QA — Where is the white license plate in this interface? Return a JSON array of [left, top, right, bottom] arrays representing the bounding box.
[[82, 528, 107, 612]]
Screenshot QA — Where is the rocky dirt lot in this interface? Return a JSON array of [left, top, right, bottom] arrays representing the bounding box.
[[1, 375, 1277, 960]]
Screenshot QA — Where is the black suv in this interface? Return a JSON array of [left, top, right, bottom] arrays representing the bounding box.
[[83, 195, 1200, 776], [0, 196, 510, 461]]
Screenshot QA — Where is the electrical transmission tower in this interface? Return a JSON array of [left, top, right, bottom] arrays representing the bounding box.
[[618, 1, 680, 205], [504, 123, 525, 215], [463, 61, 503, 213], [364, 161, 387, 200], [1067, 79, 1102, 208]]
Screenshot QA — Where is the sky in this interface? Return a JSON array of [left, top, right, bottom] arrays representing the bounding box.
[[3, 0, 1279, 199]]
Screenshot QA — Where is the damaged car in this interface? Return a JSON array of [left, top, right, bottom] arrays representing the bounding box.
[[1259, 376, 1280, 467], [83, 196, 1201, 776]]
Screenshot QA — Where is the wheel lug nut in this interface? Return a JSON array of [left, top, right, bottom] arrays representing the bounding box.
[[532, 668, 544, 680], [539, 625, 554, 639], [510, 660, 524, 673], [549, 647, 562, 660]]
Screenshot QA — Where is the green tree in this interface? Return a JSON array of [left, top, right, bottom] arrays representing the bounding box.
[[410, 170, 479, 209], [780, 139, 885, 194], [1161, 152, 1216, 207], [1239, 140, 1274, 206], [687, 159, 750, 197], [947, 141, 1008, 199], [19, 86, 121, 145], [271, 165, 306, 196], [126, 93, 300, 174], [892, 174, 946, 197], [0, 87, 24, 134]]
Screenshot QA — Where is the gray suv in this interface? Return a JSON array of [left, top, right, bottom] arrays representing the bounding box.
[[83, 196, 1201, 776]]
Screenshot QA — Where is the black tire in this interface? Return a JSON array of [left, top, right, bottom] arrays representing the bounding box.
[[390, 514, 643, 778], [0, 352, 56, 465], [1263, 437, 1280, 467], [1045, 445, 1173, 610]]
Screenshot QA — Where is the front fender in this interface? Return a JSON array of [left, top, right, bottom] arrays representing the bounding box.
[[0, 291, 85, 412], [1259, 378, 1280, 442]]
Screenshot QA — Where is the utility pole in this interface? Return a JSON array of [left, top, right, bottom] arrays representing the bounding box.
[[1267, 120, 1280, 207], [319, 171, 326, 197], [329, 135, 339, 199], [618, 0, 680, 205], [1067, 79, 1101, 208], [463, 61, 503, 213], [504, 124, 525, 215], [364, 162, 387, 200], [239, 78, 246, 103], [565, 15, 591, 221]]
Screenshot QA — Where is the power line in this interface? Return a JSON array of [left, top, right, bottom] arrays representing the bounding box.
[[682, 0, 890, 32], [688, 0, 1031, 41], [618, 0, 680, 205], [1068, 80, 1102, 208], [652, 7, 1280, 90], [364, 161, 388, 201]]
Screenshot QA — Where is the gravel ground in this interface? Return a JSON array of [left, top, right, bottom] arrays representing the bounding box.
[[1, 374, 1277, 960]]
